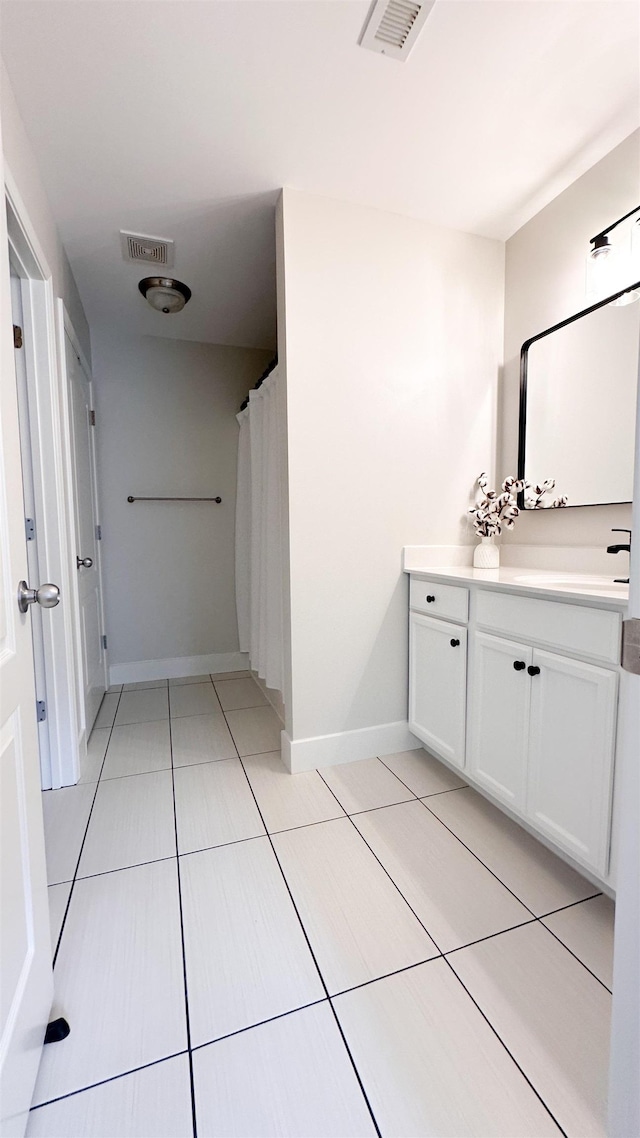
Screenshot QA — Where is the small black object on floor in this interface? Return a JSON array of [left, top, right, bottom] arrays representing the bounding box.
[[44, 1017, 70, 1044]]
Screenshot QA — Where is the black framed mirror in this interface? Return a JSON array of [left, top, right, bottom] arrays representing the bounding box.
[[517, 282, 640, 509]]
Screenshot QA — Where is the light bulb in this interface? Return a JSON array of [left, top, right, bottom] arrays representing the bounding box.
[[586, 235, 621, 301], [610, 286, 640, 307], [145, 285, 186, 314], [590, 234, 612, 260], [138, 276, 191, 314]]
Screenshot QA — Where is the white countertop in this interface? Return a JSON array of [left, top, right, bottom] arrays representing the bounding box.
[[405, 564, 628, 608]]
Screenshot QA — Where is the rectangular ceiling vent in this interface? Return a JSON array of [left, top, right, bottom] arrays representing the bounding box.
[[359, 0, 435, 61], [120, 231, 174, 269]]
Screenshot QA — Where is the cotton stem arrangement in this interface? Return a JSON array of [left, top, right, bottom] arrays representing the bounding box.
[[469, 473, 567, 538]]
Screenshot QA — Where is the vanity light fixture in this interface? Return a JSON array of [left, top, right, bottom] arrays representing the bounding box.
[[589, 205, 640, 259], [138, 276, 192, 314], [587, 205, 640, 304]]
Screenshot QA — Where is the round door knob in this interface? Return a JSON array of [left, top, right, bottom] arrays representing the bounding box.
[[450, 638, 460, 647], [513, 660, 526, 671], [76, 556, 93, 569], [527, 665, 541, 676], [426, 595, 435, 603], [17, 581, 60, 614]]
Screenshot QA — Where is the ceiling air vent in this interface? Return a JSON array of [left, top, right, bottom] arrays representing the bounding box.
[[120, 231, 175, 269], [359, 0, 435, 61]]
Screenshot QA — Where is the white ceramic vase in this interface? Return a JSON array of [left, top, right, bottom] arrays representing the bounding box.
[[473, 535, 500, 569]]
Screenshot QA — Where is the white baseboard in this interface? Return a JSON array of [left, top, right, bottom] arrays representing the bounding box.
[[109, 651, 250, 685], [281, 720, 420, 773]]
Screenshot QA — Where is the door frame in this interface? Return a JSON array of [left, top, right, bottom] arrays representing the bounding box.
[[5, 167, 83, 788], [608, 344, 640, 1134], [59, 301, 109, 734]]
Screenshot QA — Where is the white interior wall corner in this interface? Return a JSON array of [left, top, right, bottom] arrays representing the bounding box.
[[280, 188, 505, 750]]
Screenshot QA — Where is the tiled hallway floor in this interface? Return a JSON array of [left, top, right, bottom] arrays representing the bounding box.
[[33, 674, 615, 1137]]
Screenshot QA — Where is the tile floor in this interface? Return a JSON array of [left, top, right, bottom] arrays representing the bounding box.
[[34, 674, 615, 1137]]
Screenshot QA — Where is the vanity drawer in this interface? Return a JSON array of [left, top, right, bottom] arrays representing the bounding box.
[[475, 590, 622, 665], [409, 578, 469, 624]]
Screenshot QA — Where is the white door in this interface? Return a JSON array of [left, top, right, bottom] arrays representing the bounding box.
[[409, 611, 467, 768], [0, 198, 53, 1133], [467, 631, 532, 810], [10, 266, 52, 789], [526, 648, 617, 875], [64, 333, 106, 732]]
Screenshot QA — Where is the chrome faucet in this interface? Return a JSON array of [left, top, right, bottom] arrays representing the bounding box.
[[606, 528, 631, 583]]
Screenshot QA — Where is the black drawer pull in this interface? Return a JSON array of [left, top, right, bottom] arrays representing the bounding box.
[[450, 638, 460, 647], [425, 595, 436, 603], [527, 665, 541, 676], [513, 660, 526, 671]]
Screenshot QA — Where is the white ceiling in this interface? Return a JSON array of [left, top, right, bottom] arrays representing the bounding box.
[[2, 0, 638, 351]]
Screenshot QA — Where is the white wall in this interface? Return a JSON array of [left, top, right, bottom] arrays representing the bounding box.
[[0, 61, 90, 360], [92, 331, 271, 679], [278, 188, 504, 764], [500, 130, 639, 548]]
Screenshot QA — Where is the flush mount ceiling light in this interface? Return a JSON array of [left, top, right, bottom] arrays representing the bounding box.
[[138, 276, 191, 314]]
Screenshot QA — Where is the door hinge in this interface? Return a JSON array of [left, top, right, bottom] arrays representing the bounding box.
[[13, 324, 23, 349], [36, 700, 46, 722], [95, 524, 102, 541], [89, 409, 96, 426], [102, 634, 108, 650], [621, 618, 640, 675], [25, 517, 35, 541]]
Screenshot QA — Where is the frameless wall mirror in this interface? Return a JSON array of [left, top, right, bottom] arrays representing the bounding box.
[[518, 282, 640, 508]]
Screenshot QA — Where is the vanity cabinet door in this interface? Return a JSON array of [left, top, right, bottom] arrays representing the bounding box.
[[467, 632, 533, 811], [526, 650, 617, 875], [409, 612, 467, 769]]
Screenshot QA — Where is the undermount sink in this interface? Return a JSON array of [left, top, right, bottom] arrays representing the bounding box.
[[514, 572, 628, 592]]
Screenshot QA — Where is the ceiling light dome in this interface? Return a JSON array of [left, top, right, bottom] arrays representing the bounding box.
[[138, 276, 191, 314]]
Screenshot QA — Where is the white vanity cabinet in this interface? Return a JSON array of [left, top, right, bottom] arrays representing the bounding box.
[[408, 570, 624, 881], [467, 632, 532, 811], [409, 612, 467, 769], [526, 650, 617, 873]]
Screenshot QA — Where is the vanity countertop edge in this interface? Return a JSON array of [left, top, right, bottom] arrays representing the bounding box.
[[403, 562, 628, 610]]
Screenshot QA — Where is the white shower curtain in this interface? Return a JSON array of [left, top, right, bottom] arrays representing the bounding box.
[[235, 368, 285, 696]]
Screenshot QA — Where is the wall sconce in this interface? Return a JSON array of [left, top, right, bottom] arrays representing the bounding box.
[[587, 206, 640, 304]]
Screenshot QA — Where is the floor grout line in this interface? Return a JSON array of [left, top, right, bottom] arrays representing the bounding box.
[[377, 752, 467, 800], [52, 687, 124, 968], [443, 952, 569, 1136], [415, 792, 613, 989], [72, 853, 177, 882], [29, 1049, 189, 1112], [222, 707, 383, 1138], [417, 793, 540, 918], [168, 706, 199, 1138], [442, 917, 540, 957], [190, 998, 329, 1054], [534, 914, 613, 994], [316, 770, 448, 954], [536, 891, 604, 919]]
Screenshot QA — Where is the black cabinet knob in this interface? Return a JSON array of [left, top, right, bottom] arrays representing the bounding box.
[[513, 660, 526, 671], [426, 595, 435, 603], [527, 665, 541, 676], [450, 638, 460, 647]]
